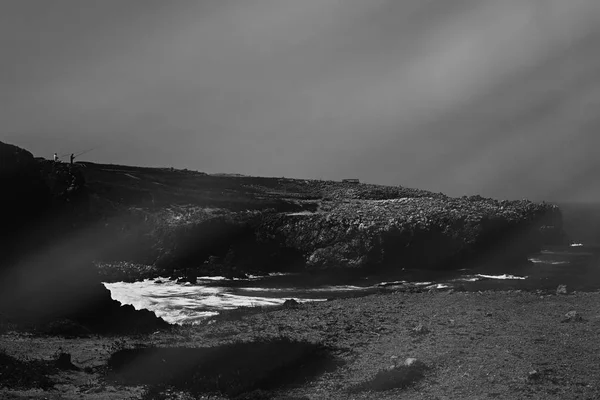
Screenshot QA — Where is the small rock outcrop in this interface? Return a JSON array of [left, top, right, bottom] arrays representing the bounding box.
[[352, 357, 428, 392], [562, 310, 583, 323], [556, 285, 568, 295]]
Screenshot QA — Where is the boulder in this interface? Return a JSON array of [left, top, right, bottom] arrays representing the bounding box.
[[411, 324, 430, 335], [527, 370, 542, 381], [556, 285, 568, 295], [353, 357, 428, 392], [282, 299, 300, 309], [562, 310, 583, 323], [404, 358, 426, 369]]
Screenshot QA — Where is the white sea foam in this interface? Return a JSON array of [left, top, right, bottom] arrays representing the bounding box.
[[239, 285, 368, 293], [425, 283, 450, 289], [475, 274, 527, 280], [377, 280, 407, 287], [541, 250, 592, 256], [529, 258, 570, 265], [570, 243, 584, 247], [286, 211, 316, 216], [452, 276, 481, 282], [104, 279, 326, 324], [196, 276, 230, 281]]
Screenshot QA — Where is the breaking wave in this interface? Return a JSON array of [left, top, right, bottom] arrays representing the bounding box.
[[104, 279, 325, 325]]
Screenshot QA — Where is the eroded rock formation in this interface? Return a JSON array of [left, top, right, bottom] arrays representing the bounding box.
[[117, 193, 565, 278]]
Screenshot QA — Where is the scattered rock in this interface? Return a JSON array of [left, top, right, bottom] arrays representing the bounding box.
[[54, 352, 80, 371], [282, 299, 301, 309], [527, 370, 541, 381], [562, 310, 583, 323], [352, 358, 427, 392], [556, 285, 568, 295], [404, 358, 425, 368], [412, 324, 430, 335]]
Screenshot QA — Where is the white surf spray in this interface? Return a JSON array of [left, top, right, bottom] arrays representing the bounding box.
[[475, 274, 527, 280], [104, 279, 324, 325]]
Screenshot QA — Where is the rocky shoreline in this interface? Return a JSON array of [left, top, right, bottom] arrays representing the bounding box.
[[2, 289, 599, 399], [1, 139, 597, 399], [100, 193, 566, 283], [0, 139, 567, 331]]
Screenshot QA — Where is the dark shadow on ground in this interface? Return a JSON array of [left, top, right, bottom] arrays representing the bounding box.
[[106, 338, 341, 398], [0, 349, 57, 390]]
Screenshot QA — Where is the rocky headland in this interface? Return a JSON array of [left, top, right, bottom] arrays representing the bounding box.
[[1, 140, 567, 326], [3, 140, 595, 400], [93, 169, 566, 283]]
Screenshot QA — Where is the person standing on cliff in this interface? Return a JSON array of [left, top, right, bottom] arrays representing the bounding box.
[[53, 153, 59, 162], [70, 153, 74, 165]]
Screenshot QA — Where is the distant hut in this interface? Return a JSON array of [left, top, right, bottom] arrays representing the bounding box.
[[342, 178, 360, 184]]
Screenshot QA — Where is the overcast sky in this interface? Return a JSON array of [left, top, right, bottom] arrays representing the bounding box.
[[2, 0, 600, 201]]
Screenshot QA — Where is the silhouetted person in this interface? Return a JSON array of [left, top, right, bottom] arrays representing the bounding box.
[[53, 153, 59, 162], [70, 153, 74, 165]]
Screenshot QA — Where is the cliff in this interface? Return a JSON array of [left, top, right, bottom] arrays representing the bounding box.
[[257, 196, 564, 272], [0, 141, 567, 290], [119, 195, 563, 282], [0, 141, 166, 332], [92, 170, 565, 281]]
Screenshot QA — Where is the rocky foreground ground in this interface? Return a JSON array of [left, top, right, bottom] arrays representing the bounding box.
[[1, 288, 599, 400]]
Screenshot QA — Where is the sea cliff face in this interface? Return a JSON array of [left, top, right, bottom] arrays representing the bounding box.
[[0, 141, 567, 288], [102, 190, 565, 280], [256, 197, 564, 272]]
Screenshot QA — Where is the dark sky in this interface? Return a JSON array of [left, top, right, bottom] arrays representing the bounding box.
[[3, 0, 600, 201]]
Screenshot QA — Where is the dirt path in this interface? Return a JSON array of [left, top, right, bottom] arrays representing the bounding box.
[[2, 290, 600, 399]]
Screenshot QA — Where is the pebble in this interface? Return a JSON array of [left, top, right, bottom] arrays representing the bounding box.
[[562, 310, 583, 323]]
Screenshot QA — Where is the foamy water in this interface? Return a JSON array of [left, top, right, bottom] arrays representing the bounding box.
[[105, 273, 531, 324], [475, 274, 527, 280], [529, 258, 571, 265], [104, 277, 328, 324], [104, 245, 596, 324]]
